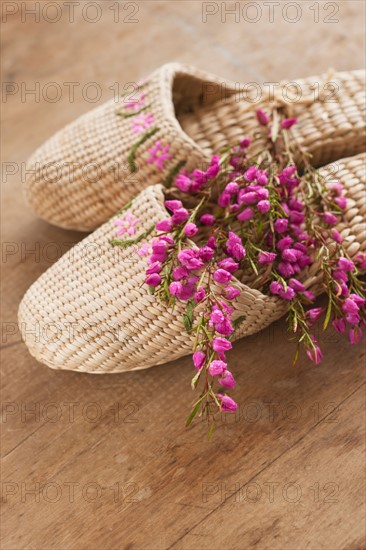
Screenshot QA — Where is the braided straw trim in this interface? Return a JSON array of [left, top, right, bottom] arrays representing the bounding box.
[[19, 153, 365, 373], [24, 64, 365, 230]]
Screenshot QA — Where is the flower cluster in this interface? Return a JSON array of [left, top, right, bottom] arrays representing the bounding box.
[[116, 108, 365, 434]]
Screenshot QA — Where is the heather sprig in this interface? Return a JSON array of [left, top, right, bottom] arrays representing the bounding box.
[[114, 108, 365, 435]]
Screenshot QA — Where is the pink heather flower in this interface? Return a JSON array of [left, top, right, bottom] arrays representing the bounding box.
[[355, 253, 366, 270], [147, 141, 172, 170], [198, 246, 214, 262], [342, 298, 359, 314], [277, 236, 293, 251], [278, 261, 295, 278], [281, 117, 297, 129], [194, 287, 206, 302], [239, 137, 252, 149], [333, 269, 348, 283], [146, 261, 162, 274], [349, 327, 362, 345], [303, 290, 316, 302], [257, 200, 270, 214], [169, 281, 182, 296], [145, 273, 161, 287], [306, 307, 323, 324], [178, 249, 204, 271], [206, 155, 220, 179], [274, 218, 289, 233], [217, 394, 238, 412], [125, 92, 145, 110], [178, 283, 196, 301], [332, 318, 346, 333], [171, 208, 189, 225], [256, 109, 270, 125], [258, 251, 277, 264], [237, 207, 254, 222], [212, 337, 232, 353], [217, 258, 239, 273], [306, 342, 323, 365], [244, 166, 258, 182], [208, 359, 227, 377], [184, 223, 198, 237], [156, 219, 173, 232], [175, 173, 194, 192], [218, 192, 231, 208], [164, 200, 182, 212], [224, 286, 241, 300], [346, 312, 361, 326], [131, 112, 154, 133], [216, 318, 234, 336], [239, 191, 258, 205], [226, 232, 246, 260], [219, 370, 236, 388], [207, 236, 217, 249], [334, 196, 347, 209], [269, 281, 282, 295], [330, 181, 343, 195], [349, 293, 365, 307], [255, 186, 269, 200], [282, 249, 298, 263], [213, 269, 232, 284], [257, 170, 268, 186], [172, 266, 188, 281], [152, 240, 168, 254], [200, 213, 215, 226], [331, 229, 343, 243], [115, 213, 140, 236], [288, 278, 305, 292], [323, 212, 338, 226], [338, 257, 355, 272], [193, 351, 206, 370], [225, 182, 239, 195], [279, 286, 295, 301]]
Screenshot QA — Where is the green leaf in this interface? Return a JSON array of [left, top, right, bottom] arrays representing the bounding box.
[[207, 420, 216, 440], [191, 368, 202, 390], [323, 295, 333, 330], [185, 398, 203, 427], [233, 315, 246, 329], [116, 105, 150, 119], [183, 314, 193, 332]]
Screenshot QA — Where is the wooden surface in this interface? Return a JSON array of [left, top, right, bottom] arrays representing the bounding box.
[[1, 1, 365, 548]]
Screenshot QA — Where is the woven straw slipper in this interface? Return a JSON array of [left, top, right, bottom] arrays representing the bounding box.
[[24, 64, 365, 231], [19, 151, 365, 373]]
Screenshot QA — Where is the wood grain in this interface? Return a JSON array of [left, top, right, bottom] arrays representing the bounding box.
[[1, 1, 365, 548]]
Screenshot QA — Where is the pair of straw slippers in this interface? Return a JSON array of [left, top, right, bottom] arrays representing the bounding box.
[[19, 63, 366, 373]]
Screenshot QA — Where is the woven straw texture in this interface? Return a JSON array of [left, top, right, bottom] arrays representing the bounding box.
[[24, 64, 365, 230], [19, 151, 365, 373]]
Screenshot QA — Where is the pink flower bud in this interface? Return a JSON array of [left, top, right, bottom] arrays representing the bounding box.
[[281, 117, 297, 129], [219, 370, 236, 388], [171, 208, 189, 225], [224, 286, 241, 300], [258, 251, 277, 264], [213, 269, 232, 284], [338, 257, 354, 272], [274, 218, 289, 233], [156, 219, 173, 231], [323, 212, 338, 226], [169, 281, 182, 296], [164, 200, 182, 212], [332, 318, 346, 333], [146, 261, 162, 274], [212, 337, 232, 353], [257, 199, 270, 213], [208, 360, 227, 376], [200, 213, 215, 226], [256, 109, 270, 125], [217, 394, 238, 411], [184, 222, 198, 237], [145, 274, 161, 287], [194, 287, 206, 302], [193, 351, 206, 370], [349, 327, 362, 345]]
